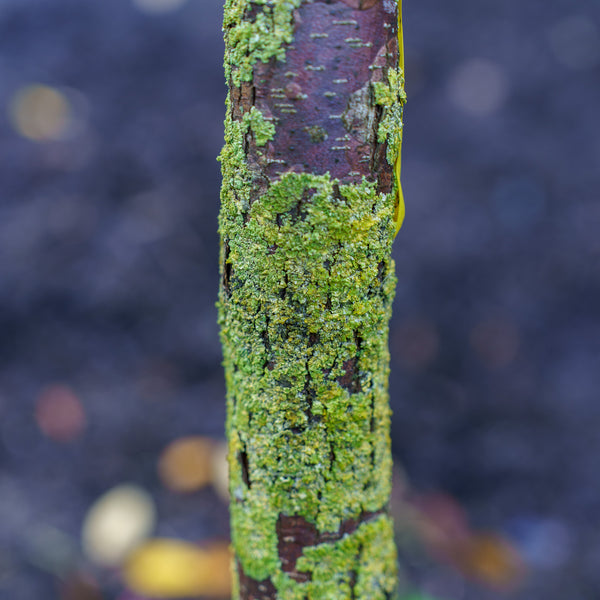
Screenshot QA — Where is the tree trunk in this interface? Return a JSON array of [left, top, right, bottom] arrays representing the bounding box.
[[218, 1, 406, 598]]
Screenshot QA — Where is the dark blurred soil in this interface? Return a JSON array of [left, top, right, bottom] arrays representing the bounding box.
[[0, 0, 599, 599]]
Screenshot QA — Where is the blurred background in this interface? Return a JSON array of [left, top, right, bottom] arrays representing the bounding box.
[[0, 0, 598, 598]]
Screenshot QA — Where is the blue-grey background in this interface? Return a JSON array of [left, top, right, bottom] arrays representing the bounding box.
[[0, 0, 598, 598]]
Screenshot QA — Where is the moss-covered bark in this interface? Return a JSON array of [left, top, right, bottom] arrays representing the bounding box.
[[218, 1, 406, 598]]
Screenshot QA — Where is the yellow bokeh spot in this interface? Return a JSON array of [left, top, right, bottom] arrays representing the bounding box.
[[9, 84, 71, 141], [123, 539, 232, 598]]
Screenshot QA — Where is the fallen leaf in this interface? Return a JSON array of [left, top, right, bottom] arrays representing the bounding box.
[[409, 493, 526, 589], [454, 532, 526, 589], [123, 539, 231, 598]]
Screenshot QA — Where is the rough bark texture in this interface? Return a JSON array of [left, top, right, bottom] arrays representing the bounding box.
[[218, 1, 406, 598]]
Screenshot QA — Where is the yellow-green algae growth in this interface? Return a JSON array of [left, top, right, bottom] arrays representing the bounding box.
[[219, 1, 405, 598]]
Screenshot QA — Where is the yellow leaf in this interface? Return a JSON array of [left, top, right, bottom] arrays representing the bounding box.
[[123, 539, 232, 598]]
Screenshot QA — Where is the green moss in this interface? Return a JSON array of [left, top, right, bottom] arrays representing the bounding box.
[[223, 0, 302, 86]]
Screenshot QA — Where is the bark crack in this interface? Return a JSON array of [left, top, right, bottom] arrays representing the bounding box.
[[262, 315, 274, 372], [222, 240, 232, 299], [239, 447, 251, 489]]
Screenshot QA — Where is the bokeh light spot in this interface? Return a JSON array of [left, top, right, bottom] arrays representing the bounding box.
[[447, 58, 508, 116], [9, 84, 72, 141], [457, 533, 526, 589], [158, 436, 214, 493], [393, 317, 440, 370], [25, 525, 79, 576], [548, 15, 600, 70], [35, 384, 86, 443], [210, 440, 229, 501], [470, 315, 520, 369], [132, 0, 188, 14], [411, 493, 525, 589], [508, 516, 572, 569], [82, 484, 156, 567], [60, 572, 103, 600]]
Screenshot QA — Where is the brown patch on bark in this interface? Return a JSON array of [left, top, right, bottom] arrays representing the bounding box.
[[338, 0, 381, 11], [243, 2, 266, 24], [231, 81, 255, 120], [277, 510, 385, 581], [337, 357, 362, 393], [277, 515, 316, 582], [238, 561, 277, 600], [250, 0, 397, 190]]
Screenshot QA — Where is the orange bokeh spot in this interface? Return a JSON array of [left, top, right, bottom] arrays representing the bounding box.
[[158, 437, 215, 493]]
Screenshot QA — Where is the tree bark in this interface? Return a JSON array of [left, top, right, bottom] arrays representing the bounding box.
[[218, 1, 406, 598]]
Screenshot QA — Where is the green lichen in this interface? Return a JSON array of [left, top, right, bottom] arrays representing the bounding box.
[[372, 67, 407, 165], [300, 515, 397, 600], [244, 106, 276, 146], [220, 167, 398, 592], [271, 516, 398, 600], [304, 124, 329, 144], [217, 91, 253, 215], [223, 0, 302, 86]]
